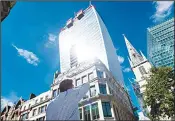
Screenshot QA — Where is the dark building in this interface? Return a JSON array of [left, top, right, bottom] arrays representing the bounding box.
[[0, 1, 16, 21]]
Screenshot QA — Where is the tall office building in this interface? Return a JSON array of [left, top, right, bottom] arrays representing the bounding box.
[[147, 18, 174, 68], [59, 5, 124, 86]]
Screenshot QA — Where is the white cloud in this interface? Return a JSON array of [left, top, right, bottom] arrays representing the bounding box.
[[151, 1, 174, 22], [48, 33, 57, 42], [123, 67, 131, 73], [1, 91, 19, 111], [45, 33, 57, 48], [117, 55, 124, 64], [12, 44, 40, 66]]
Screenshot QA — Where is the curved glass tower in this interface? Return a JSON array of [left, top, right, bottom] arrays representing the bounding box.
[[59, 5, 124, 85]]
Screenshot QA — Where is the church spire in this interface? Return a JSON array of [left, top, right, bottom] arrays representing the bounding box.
[[140, 50, 147, 61], [123, 34, 144, 67], [128, 56, 133, 67]]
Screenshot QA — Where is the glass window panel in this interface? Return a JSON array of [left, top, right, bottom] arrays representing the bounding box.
[[79, 108, 82, 120], [91, 103, 99, 120], [102, 102, 112, 117], [84, 106, 91, 121], [76, 78, 82, 86], [53, 89, 57, 98], [99, 84, 107, 94], [97, 70, 103, 78], [82, 76, 88, 83], [89, 72, 94, 81], [90, 85, 96, 97]]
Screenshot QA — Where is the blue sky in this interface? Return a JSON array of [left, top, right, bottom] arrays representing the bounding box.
[[1, 1, 174, 111]]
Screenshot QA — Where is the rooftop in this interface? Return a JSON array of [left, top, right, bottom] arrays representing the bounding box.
[[147, 17, 174, 30], [59, 4, 94, 32]]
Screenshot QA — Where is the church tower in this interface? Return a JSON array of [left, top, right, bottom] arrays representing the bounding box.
[[123, 34, 152, 117], [123, 34, 152, 93]]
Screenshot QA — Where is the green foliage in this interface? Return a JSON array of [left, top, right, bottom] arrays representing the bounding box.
[[144, 67, 175, 120]]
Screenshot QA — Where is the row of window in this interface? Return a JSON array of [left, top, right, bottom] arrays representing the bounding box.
[[36, 116, 45, 121], [33, 105, 47, 117], [151, 20, 173, 33], [138, 66, 147, 75], [22, 104, 31, 111], [21, 113, 29, 120], [53, 83, 107, 100], [52, 70, 105, 98], [76, 70, 104, 87], [152, 26, 174, 36], [152, 52, 173, 59], [66, 10, 84, 29], [80, 83, 107, 100], [35, 95, 49, 105], [159, 35, 174, 43], [79, 102, 112, 120], [154, 58, 174, 64], [77, 72, 94, 86], [156, 34, 174, 42]]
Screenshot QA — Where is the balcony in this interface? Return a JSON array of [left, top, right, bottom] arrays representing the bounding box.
[[76, 10, 84, 20], [66, 18, 73, 28]]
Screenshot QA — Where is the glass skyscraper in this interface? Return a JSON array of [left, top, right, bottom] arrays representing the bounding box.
[[147, 18, 174, 68], [58, 5, 124, 85]]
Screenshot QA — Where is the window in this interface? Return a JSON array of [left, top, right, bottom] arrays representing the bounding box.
[[53, 89, 57, 98], [45, 105, 47, 111], [40, 97, 43, 102], [139, 66, 147, 75], [38, 106, 45, 114], [89, 72, 94, 81], [97, 70, 103, 78], [45, 95, 48, 100], [35, 99, 38, 104], [38, 116, 45, 121], [99, 84, 107, 94], [91, 103, 99, 120], [82, 76, 88, 83], [76, 78, 81, 86], [28, 104, 31, 109], [79, 108, 82, 120], [90, 85, 96, 97], [40, 106, 45, 113], [21, 113, 28, 120], [33, 109, 37, 116], [102, 102, 112, 117], [23, 106, 26, 111], [84, 106, 91, 121]]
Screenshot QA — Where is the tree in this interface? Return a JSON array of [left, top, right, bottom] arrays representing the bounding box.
[[144, 67, 175, 120]]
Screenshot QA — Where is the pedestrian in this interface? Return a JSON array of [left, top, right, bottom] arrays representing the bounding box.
[[46, 78, 90, 120]]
